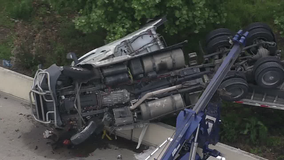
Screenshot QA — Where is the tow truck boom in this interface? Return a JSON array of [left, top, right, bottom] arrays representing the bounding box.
[[160, 30, 249, 160]]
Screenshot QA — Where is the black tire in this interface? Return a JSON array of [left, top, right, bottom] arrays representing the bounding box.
[[245, 28, 277, 55], [70, 120, 103, 145], [223, 70, 247, 82], [206, 35, 232, 54], [205, 28, 233, 46], [244, 70, 255, 83], [244, 22, 274, 36], [252, 56, 283, 75], [62, 66, 94, 81], [254, 61, 284, 88], [219, 77, 249, 101]]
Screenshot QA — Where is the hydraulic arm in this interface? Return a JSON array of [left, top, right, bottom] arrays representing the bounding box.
[[160, 30, 249, 160]]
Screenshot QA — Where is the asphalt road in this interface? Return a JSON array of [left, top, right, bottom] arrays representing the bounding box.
[[0, 92, 142, 160]]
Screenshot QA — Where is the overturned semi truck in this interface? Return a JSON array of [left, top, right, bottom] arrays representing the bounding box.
[[29, 17, 284, 146]]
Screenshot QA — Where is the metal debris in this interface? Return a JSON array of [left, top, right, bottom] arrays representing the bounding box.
[[117, 154, 122, 159]]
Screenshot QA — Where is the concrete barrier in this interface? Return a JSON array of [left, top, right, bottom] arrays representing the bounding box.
[[0, 66, 268, 160], [0, 67, 33, 101]]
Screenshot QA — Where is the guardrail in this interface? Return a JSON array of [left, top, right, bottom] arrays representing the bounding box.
[[0, 66, 267, 160]]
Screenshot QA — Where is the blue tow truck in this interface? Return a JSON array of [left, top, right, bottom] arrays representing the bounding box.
[[146, 30, 249, 160]]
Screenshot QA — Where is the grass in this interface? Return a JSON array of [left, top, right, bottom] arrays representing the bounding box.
[[0, 0, 19, 60], [0, 0, 17, 28], [0, 35, 14, 60]]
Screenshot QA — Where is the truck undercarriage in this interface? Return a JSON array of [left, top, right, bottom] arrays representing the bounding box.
[[29, 17, 284, 147]]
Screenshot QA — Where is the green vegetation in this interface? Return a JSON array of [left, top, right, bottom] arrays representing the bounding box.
[[1, 0, 284, 159], [72, 0, 227, 41], [0, 0, 17, 28], [220, 102, 284, 159], [0, 0, 17, 60], [9, 0, 34, 21], [0, 35, 14, 60]]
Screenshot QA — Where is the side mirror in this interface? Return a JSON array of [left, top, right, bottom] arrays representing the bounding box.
[[66, 52, 79, 65]]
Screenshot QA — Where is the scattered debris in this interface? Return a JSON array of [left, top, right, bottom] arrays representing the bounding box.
[[43, 130, 53, 139], [35, 146, 38, 150], [117, 154, 122, 159], [18, 135, 21, 139], [2, 60, 12, 68], [19, 113, 23, 115], [15, 129, 19, 132]]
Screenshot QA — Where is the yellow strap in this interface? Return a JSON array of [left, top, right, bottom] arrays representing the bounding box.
[[102, 130, 112, 140], [128, 68, 133, 83]]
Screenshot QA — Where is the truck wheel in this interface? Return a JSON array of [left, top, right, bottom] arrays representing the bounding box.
[[205, 28, 233, 46], [70, 120, 104, 145], [245, 27, 277, 55], [219, 77, 248, 101], [206, 35, 232, 54], [244, 22, 274, 36], [223, 70, 247, 82], [254, 61, 284, 88], [252, 56, 283, 75]]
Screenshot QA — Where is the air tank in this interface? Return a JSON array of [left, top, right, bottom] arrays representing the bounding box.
[[139, 94, 185, 120], [142, 49, 185, 73]]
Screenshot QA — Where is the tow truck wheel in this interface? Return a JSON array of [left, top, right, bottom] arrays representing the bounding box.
[[219, 77, 248, 101], [205, 28, 233, 46], [254, 61, 284, 88], [245, 27, 277, 55]]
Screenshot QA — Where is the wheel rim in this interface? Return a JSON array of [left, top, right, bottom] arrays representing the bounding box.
[[261, 70, 281, 86]]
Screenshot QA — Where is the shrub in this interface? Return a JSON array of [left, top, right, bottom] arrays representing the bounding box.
[[71, 0, 227, 42], [274, 14, 284, 37], [0, 37, 14, 60], [9, 0, 34, 21]]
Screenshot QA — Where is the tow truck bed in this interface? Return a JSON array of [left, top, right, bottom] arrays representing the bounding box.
[[235, 83, 284, 110]]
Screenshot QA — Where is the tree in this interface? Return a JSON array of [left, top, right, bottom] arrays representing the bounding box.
[[71, 0, 227, 41]]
